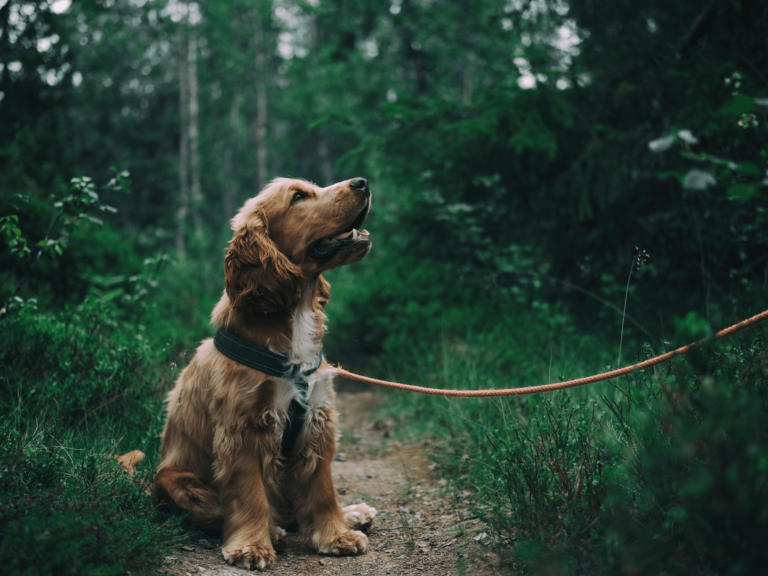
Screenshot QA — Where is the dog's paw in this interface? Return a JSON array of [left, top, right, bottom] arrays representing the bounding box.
[[341, 503, 378, 532], [317, 529, 368, 556], [270, 526, 287, 550], [222, 541, 277, 571]]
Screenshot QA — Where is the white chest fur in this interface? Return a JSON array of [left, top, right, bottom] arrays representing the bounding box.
[[288, 284, 322, 368]]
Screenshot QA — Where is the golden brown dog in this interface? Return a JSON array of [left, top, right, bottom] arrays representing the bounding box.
[[154, 177, 376, 570]]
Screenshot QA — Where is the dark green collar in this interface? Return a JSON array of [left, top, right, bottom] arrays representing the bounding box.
[[213, 327, 323, 386]]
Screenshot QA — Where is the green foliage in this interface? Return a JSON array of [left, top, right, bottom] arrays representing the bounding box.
[[361, 284, 768, 574], [1, 169, 131, 314], [0, 423, 185, 576], [1, 215, 31, 259], [2, 1, 768, 574], [0, 296, 188, 575], [596, 337, 768, 575], [1, 300, 155, 428]]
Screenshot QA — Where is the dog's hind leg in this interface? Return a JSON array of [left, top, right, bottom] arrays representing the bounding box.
[[341, 503, 378, 532], [154, 465, 223, 530]]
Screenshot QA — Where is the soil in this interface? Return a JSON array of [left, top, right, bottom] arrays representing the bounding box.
[[159, 390, 504, 576]]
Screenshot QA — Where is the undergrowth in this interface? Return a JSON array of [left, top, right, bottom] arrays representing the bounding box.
[[360, 305, 768, 574], [0, 301, 188, 575]]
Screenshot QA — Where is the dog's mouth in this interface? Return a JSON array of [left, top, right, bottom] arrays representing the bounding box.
[[308, 205, 370, 261]]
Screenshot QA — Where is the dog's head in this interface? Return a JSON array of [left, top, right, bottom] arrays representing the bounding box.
[[225, 177, 372, 313]]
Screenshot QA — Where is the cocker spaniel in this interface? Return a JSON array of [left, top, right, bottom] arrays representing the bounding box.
[[154, 177, 377, 570]]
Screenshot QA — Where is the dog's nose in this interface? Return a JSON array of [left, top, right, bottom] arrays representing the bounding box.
[[350, 177, 369, 195]]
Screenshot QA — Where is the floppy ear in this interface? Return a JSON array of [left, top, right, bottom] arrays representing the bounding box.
[[225, 210, 304, 312]]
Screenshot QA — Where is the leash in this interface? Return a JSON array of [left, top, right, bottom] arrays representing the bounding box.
[[335, 309, 768, 397]]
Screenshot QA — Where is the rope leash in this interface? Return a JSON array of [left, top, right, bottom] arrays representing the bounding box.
[[335, 309, 768, 397]]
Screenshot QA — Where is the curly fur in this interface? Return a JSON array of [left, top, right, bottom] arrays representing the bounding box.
[[153, 178, 376, 571]]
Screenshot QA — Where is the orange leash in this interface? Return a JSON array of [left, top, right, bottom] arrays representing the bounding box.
[[335, 309, 768, 397]]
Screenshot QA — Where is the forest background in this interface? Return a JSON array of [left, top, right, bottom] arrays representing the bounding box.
[[1, 0, 768, 574]]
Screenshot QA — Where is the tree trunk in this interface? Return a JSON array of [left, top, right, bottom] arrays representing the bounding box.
[[188, 26, 203, 240], [253, 8, 268, 192], [318, 138, 334, 185], [176, 18, 190, 254], [463, 67, 473, 105], [223, 93, 240, 220]]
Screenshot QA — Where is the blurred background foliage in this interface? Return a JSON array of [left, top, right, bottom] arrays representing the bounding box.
[[1, 0, 767, 574]]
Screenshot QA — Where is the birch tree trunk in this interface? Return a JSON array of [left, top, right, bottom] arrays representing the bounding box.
[[188, 26, 203, 240], [253, 7, 268, 192], [222, 93, 240, 220], [176, 19, 190, 254]]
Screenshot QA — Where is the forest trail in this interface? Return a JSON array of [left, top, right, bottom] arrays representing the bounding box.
[[162, 390, 502, 576]]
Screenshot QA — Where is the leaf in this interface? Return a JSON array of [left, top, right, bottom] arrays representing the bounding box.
[[727, 183, 758, 200], [677, 130, 698, 144], [721, 96, 754, 115], [657, 170, 683, 184], [736, 162, 761, 176], [648, 136, 675, 152], [87, 216, 104, 225], [756, 98, 768, 107], [683, 169, 716, 190]]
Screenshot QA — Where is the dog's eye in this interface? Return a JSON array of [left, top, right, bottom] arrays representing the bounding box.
[[291, 191, 308, 204]]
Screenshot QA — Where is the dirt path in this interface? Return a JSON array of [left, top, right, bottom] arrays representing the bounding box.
[[162, 391, 501, 576]]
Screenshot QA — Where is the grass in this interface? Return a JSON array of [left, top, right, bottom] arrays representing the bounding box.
[[339, 295, 768, 574], [0, 300, 189, 575]]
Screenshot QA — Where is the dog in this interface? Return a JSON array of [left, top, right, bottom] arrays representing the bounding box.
[[154, 177, 377, 570]]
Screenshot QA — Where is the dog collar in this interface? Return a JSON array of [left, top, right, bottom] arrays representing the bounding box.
[[213, 326, 322, 382], [213, 327, 323, 458]]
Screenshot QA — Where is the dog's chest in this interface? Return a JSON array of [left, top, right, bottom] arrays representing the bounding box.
[[287, 287, 326, 367], [271, 367, 333, 416], [271, 367, 334, 456]]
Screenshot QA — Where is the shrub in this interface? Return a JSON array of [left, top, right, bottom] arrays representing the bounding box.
[[601, 336, 768, 575], [0, 299, 161, 433], [0, 300, 187, 575], [0, 425, 185, 576]]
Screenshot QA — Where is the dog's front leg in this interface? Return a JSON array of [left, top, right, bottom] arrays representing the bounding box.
[[292, 409, 372, 556], [215, 427, 283, 571]]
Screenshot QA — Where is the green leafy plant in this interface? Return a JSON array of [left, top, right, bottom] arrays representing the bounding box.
[[1, 169, 130, 316]]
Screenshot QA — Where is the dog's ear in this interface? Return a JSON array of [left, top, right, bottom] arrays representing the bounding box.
[[225, 210, 303, 313]]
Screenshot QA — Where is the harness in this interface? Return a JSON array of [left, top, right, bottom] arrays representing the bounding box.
[[213, 327, 323, 458]]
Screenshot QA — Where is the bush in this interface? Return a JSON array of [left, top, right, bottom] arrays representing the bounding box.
[[357, 275, 768, 574], [0, 425, 185, 576], [0, 300, 188, 575], [0, 299, 161, 432], [601, 337, 768, 575]]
